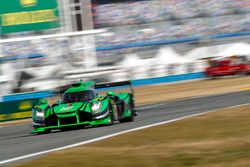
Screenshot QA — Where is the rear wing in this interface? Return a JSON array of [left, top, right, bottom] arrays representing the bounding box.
[[57, 80, 134, 95], [95, 81, 134, 95]]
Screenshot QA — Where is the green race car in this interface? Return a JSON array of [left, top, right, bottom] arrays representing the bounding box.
[[32, 81, 136, 134]]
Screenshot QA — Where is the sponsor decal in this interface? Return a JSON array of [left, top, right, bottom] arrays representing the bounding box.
[[19, 101, 32, 110], [20, 0, 37, 7], [1, 9, 58, 26], [0, 0, 60, 34], [61, 104, 73, 112]]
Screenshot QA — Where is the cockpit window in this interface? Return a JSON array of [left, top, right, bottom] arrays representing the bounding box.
[[62, 90, 96, 103]]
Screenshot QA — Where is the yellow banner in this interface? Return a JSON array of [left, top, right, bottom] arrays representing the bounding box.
[[0, 111, 32, 121], [1, 9, 58, 26]]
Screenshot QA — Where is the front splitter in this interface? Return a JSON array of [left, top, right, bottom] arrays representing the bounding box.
[[33, 117, 112, 133]]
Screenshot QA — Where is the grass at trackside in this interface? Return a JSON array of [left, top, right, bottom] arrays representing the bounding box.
[[13, 105, 250, 167]]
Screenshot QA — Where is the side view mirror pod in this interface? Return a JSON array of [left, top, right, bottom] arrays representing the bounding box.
[[106, 91, 115, 96], [38, 99, 48, 105]]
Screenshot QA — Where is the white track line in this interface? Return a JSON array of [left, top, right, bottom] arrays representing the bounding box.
[[0, 103, 249, 165]]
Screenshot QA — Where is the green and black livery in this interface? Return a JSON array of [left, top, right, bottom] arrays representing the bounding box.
[[32, 81, 136, 134]]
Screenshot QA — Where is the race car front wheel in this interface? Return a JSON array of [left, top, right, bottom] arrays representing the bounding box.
[[108, 104, 116, 125]]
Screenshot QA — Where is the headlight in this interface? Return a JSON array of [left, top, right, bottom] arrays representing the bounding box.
[[35, 108, 45, 119], [36, 111, 44, 118], [91, 102, 102, 114]]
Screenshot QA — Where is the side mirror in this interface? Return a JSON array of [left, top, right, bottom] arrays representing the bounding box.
[[106, 91, 115, 96], [38, 99, 48, 105]]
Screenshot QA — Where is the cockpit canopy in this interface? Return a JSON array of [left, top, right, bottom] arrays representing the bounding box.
[[62, 90, 96, 103]]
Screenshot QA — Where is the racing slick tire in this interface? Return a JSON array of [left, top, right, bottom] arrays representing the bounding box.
[[119, 114, 134, 123], [236, 70, 247, 77], [119, 99, 135, 123], [108, 104, 116, 125]]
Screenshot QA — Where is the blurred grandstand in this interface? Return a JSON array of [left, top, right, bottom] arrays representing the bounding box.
[[93, 0, 250, 63], [93, 0, 250, 27]]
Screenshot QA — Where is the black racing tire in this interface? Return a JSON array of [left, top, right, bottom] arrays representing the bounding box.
[[119, 97, 135, 123], [127, 114, 135, 122], [119, 114, 134, 123], [108, 104, 115, 125], [44, 129, 51, 134], [60, 127, 73, 132], [129, 95, 137, 116], [236, 70, 247, 77]]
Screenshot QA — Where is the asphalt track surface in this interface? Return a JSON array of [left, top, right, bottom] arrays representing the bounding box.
[[1, 91, 250, 165]]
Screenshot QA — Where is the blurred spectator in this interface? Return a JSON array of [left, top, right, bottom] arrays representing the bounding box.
[[95, 14, 250, 47], [92, 0, 250, 60], [93, 0, 250, 28], [92, 0, 250, 49]]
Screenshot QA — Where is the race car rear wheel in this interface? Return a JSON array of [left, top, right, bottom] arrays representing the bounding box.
[[119, 98, 135, 123], [36, 129, 51, 135], [119, 114, 134, 123], [108, 104, 115, 125], [236, 70, 247, 77]]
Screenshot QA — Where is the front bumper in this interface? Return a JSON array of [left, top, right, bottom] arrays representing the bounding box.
[[33, 110, 111, 133]]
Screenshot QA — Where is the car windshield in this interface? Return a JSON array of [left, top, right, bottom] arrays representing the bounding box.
[[62, 90, 96, 103]]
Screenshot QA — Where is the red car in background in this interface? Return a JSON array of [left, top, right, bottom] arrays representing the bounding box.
[[205, 55, 250, 78]]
